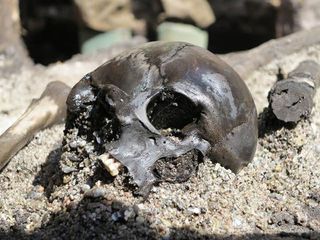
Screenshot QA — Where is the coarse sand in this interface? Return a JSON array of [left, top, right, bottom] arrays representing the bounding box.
[[0, 42, 319, 240]]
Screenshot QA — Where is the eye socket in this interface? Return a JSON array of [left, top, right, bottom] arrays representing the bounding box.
[[146, 89, 201, 130]]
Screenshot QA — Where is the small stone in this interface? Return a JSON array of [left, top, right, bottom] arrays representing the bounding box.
[[269, 193, 284, 201], [25, 213, 41, 232], [294, 211, 308, 226], [174, 199, 185, 211], [69, 141, 78, 149], [60, 164, 77, 174], [111, 211, 123, 222], [78, 139, 87, 147], [273, 164, 282, 172], [26, 191, 43, 200], [187, 207, 201, 215], [111, 201, 122, 211], [124, 207, 136, 221], [69, 154, 81, 162], [133, 203, 145, 215], [34, 135, 42, 145], [315, 144, 320, 153], [136, 216, 145, 224], [63, 175, 72, 184], [84, 187, 106, 198], [270, 211, 295, 226], [233, 217, 243, 228], [80, 184, 91, 193]]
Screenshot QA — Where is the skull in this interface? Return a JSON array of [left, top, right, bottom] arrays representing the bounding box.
[[64, 42, 258, 192]]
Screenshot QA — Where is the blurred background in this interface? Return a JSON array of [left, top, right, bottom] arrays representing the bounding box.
[[2, 0, 320, 65]]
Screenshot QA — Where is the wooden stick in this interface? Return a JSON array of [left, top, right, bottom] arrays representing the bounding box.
[[268, 60, 320, 123]]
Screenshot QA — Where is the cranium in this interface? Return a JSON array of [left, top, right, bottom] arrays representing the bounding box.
[[63, 42, 258, 193]]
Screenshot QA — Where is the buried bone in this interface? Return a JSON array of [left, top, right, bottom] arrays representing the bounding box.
[[268, 60, 320, 123], [62, 41, 258, 192], [0, 81, 71, 170]]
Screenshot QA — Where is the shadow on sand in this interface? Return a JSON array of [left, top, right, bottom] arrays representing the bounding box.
[[0, 119, 318, 240], [0, 202, 318, 240]]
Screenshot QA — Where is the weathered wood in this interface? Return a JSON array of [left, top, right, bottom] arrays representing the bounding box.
[[268, 60, 320, 123]]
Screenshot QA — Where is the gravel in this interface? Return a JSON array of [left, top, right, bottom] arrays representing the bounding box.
[[0, 43, 320, 240]]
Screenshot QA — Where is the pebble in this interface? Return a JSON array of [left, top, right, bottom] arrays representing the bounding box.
[[27, 191, 43, 200], [135, 216, 145, 224], [111, 211, 123, 222], [69, 154, 81, 162], [60, 164, 77, 174], [294, 211, 308, 226], [269, 193, 284, 201], [187, 207, 201, 215], [111, 201, 122, 211], [26, 185, 44, 200], [315, 144, 320, 153], [124, 207, 136, 221], [232, 216, 243, 228], [80, 184, 91, 193], [173, 199, 185, 211], [69, 141, 78, 149], [270, 212, 295, 226], [84, 187, 106, 198]]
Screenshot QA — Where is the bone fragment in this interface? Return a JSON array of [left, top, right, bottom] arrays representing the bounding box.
[[98, 153, 122, 176], [221, 26, 320, 80], [0, 81, 71, 171], [268, 60, 320, 123]]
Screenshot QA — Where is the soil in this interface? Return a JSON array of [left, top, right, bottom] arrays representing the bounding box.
[[0, 42, 319, 240]]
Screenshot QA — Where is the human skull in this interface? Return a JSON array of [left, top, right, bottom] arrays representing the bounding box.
[[64, 42, 258, 193]]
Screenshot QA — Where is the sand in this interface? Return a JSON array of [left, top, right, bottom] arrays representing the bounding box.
[[0, 42, 319, 240]]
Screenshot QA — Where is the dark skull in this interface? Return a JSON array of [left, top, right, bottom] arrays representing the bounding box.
[[64, 42, 258, 192]]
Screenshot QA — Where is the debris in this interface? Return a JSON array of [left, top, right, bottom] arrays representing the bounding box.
[[111, 211, 123, 222], [84, 187, 107, 198], [124, 207, 136, 221], [187, 207, 202, 215], [268, 60, 320, 123], [60, 164, 77, 174]]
